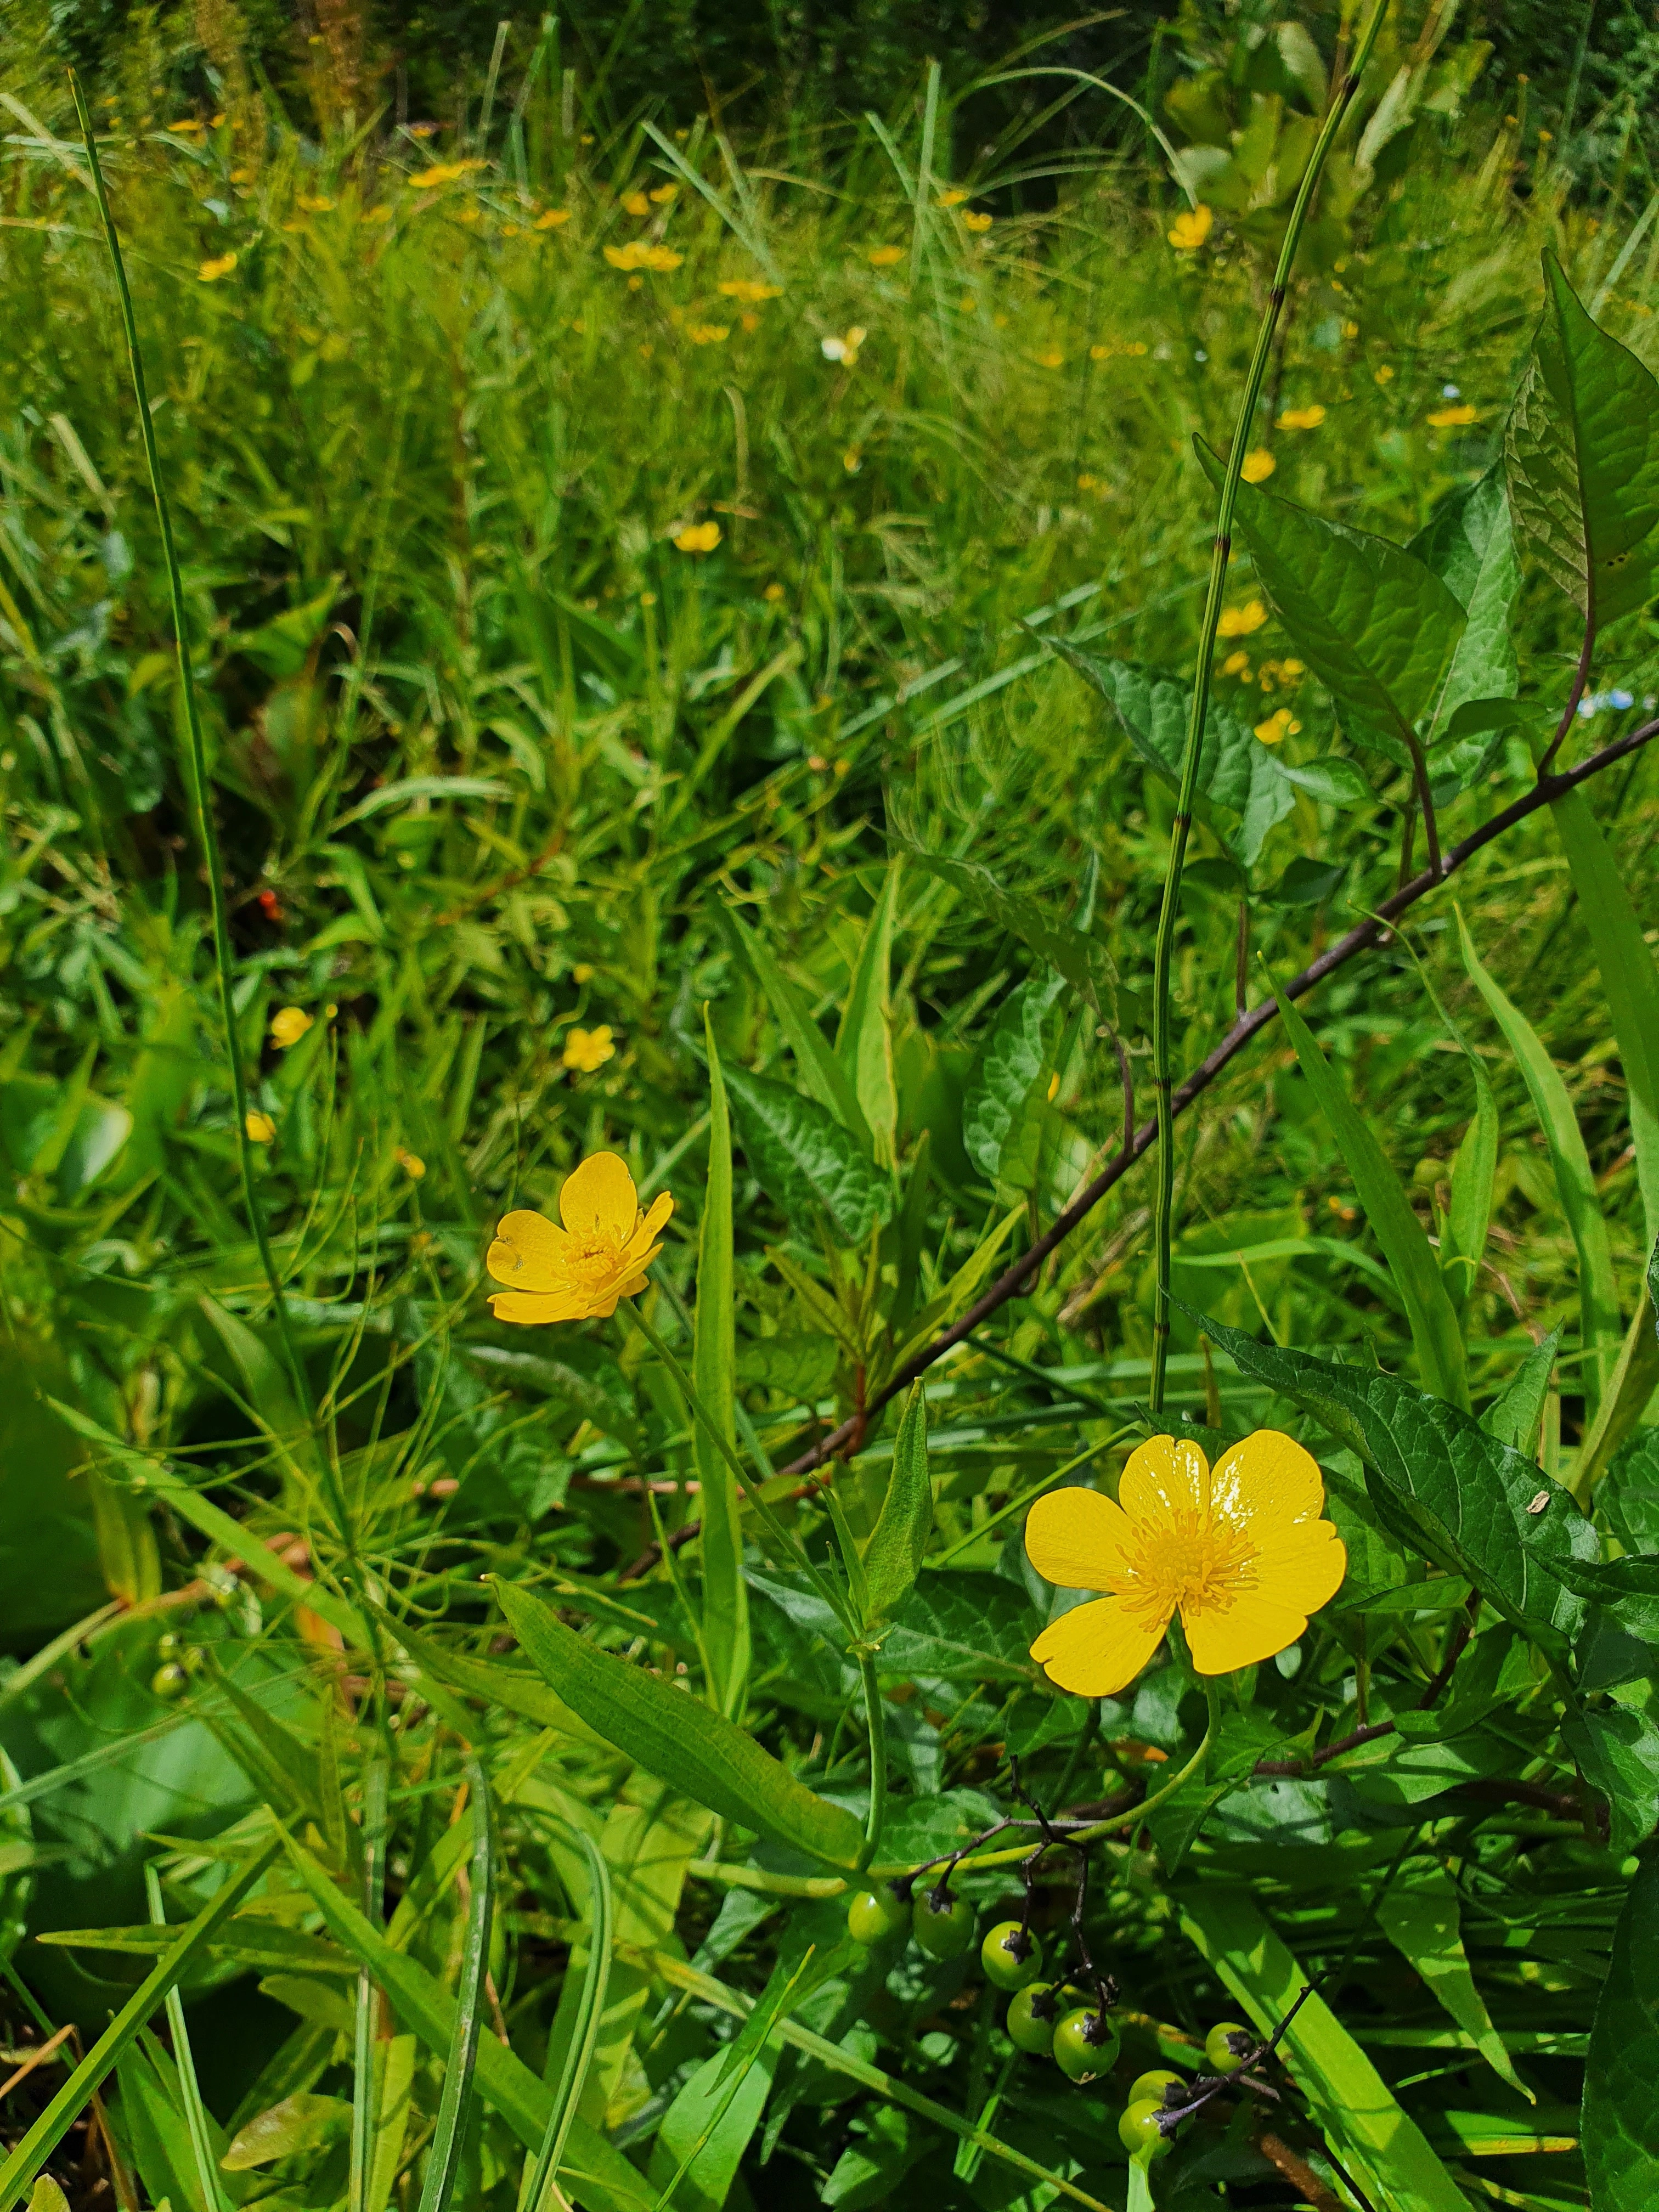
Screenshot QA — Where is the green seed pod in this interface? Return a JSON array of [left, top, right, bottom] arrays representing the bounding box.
[[980, 1920, 1042, 1991]]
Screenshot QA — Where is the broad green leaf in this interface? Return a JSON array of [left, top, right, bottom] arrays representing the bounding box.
[[961, 970, 1066, 1183], [28, 2183, 69, 2212], [1179, 1888, 1469, 2212], [1271, 979, 1468, 1408], [834, 861, 900, 1165], [1583, 1846, 1659, 2209], [1408, 465, 1521, 745], [899, 849, 1127, 1024], [1545, 787, 1659, 1256], [280, 1837, 652, 2212], [696, 1022, 748, 1720], [1197, 1313, 1600, 1648], [1198, 439, 1466, 752], [719, 908, 871, 1147], [1529, 1551, 1659, 1644], [1563, 1703, 1659, 1856], [1272, 754, 1372, 808], [368, 1606, 616, 1751], [1457, 908, 1620, 1417], [1506, 250, 1659, 632], [645, 1951, 814, 2212], [724, 1065, 894, 1244], [1376, 1868, 1532, 2100], [493, 1580, 864, 1868], [862, 1386, 932, 1624], [1481, 1329, 1559, 1459], [1048, 642, 1286, 871]]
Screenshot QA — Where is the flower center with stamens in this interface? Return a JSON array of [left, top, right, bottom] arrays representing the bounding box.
[[566, 1233, 626, 1288], [1109, 1511, 1259, 1631]]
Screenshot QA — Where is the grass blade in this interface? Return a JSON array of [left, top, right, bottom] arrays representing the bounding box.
[[414, 1762, 495, 2212], [695, 1017, 748, 1719], [0, 1834, 283, 2212], [349, 1759, 390, 2212], [144, 1865, 230, 2212], [522, 1813, 613, 2212]]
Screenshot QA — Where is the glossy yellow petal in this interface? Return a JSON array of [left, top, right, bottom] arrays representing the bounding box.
[[1024, 1486, 1135, 1593], [1210, 1429, 1326, 1531], [559, 1151, 638, 1239], [624, 1192, 674, 1257], [487, 1209, 573, 1293], [1030, 1596, 1165, 1697], [1252, 1518, 1347, 1615], [1118, 1434, 1210, 1527], [489, 1288, 596, 1325], [1183, 1585, 1316, 1675]]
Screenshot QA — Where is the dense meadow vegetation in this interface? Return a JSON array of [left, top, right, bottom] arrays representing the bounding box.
[[3, 4, 1659, 2210]]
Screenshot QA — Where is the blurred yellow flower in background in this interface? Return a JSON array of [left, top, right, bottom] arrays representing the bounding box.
[[718, 279, 781, 302], [867, 245, 904, 267], [1254, 707, 1301, 744], [687, 323, 730, 345], [937, 188, 969, 207], [563, 1024, 618, 1070], [962, 210, 994, 233], [1167, 204, 1213, 250], [1240, 448, 1276, 483], [1217, 600, 1268, 639], [821, 326, 867, 365], [1374, 364, 1396, 386], [535, 207, 571, 229], [396, 1147, 427, 1179], [199, 252, 238, 281], [245, 1111, 275, 1143], [269, 1007, 313, 1049], [1026, 1431, 1345, 1694], [673, 521, 721, 555], [622, 190, 652, 216], [1427, 402, 1480, 427], [1278, 404, 1327, 430], [488, 1152, 673, 1324]]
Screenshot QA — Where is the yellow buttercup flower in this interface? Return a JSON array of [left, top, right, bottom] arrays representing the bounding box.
[[563, 1024, 617, 1070], [1216, 600, 1268, 639], [1167, 204, 1213, 250], [396, 1146, 426, 1179], [962, 210, 993, 233], [199, 252, 238, 281], [245, 1110, 275, 1144], [1426, 403, 1480, 428], [867, 244, 904, 267], [1240, 448, 1276, 483], [269, 1006, 313, 1048], [937, 188, 969, 208], [622, 190, 652, 216], [1026, 1431, 1345, 1694], [1254, 707, 1301, 744], [687, 323, 730, 345], [674, 521, 721, 555], [535, 208, 571, 230], [487, 1152, 674, 1324], [717, 279, 781, 302], [1278, 404, 1327, 430]]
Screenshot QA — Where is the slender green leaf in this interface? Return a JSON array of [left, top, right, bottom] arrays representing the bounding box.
[[646, 1954, 812, 2212], [222, 2091, 352, 2170], [834, 861, 900, 1165], [719, 909, 871, 1147], [0, 1833, 284, 2212], [696, 1022, 748, 1719], [145, 1865, 230, 2212], [1180, 1888, 1469, 2212], [280, 1836, 652, 2212], [1196, 1313, 1600, 1649], [724, 1065, 894, 1244], [1270, 979, 1468, 1408], [522, 1811, 613, 2212], [1584, 1846, 1659, 2210], [1197, 439, 1466, 752], [1377, 1868, 1532, 2100], [1481, 1329, 1559, 1459], [413, 1763, 493, 2212], [1545, 788, 1659, 1256], [1457, 907, 1620, 1416], [1506, 250, 1659, 631], [961, 971, 1066, 1184], [493, 1580, 864, 1869], [862, 1386, 932, 1624]]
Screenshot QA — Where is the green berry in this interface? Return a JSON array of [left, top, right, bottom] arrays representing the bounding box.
[[155, 1631, 179, 1659], [847, 1887, 909, 1946], [980, 1920, 1042, 1991], [1204, 2021, 1252, 2074], [151, 1662, 189, 1700], [912, 1886, 975, 1960], [1118, 2098, 1172, 2158], [180, 1644, 206, 1675], [1006, 1982, 1060, 2056], [1052, 2005, 1120, 2084], [1127, 2068, 1184, 2109]]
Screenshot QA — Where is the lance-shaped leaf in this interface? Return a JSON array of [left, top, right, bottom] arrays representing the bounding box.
[[493, 1579, 865, 1869], [718, 907, 871, 1148], [1506, 250, 1659, 633], [1197, 439, 1466, 757], [724, 1065, 894, 1244], [696, 1020, 748, 1720], [835, 860, 900, 1165], [862, 1385, 932, 1624], [1407, 466, 1521, 744], [961, 969, 1066, 1183], [1194, 1312, 1600, 1650], [899, 847, 1126, 1023]]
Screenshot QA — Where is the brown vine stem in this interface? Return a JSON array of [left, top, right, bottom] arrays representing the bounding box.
[[619, 713, 1659, 1580]]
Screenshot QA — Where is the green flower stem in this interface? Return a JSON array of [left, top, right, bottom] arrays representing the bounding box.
[[856, 1649, 888, 1874], [623, 1302, 853, 1630], [1146, 0, 1389, 1414], [68, 78, 317, 1431]]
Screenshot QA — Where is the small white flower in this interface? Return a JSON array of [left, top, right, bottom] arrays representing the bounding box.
[[1441, 382, 1461, 398], [821, 336, 847, 360]]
